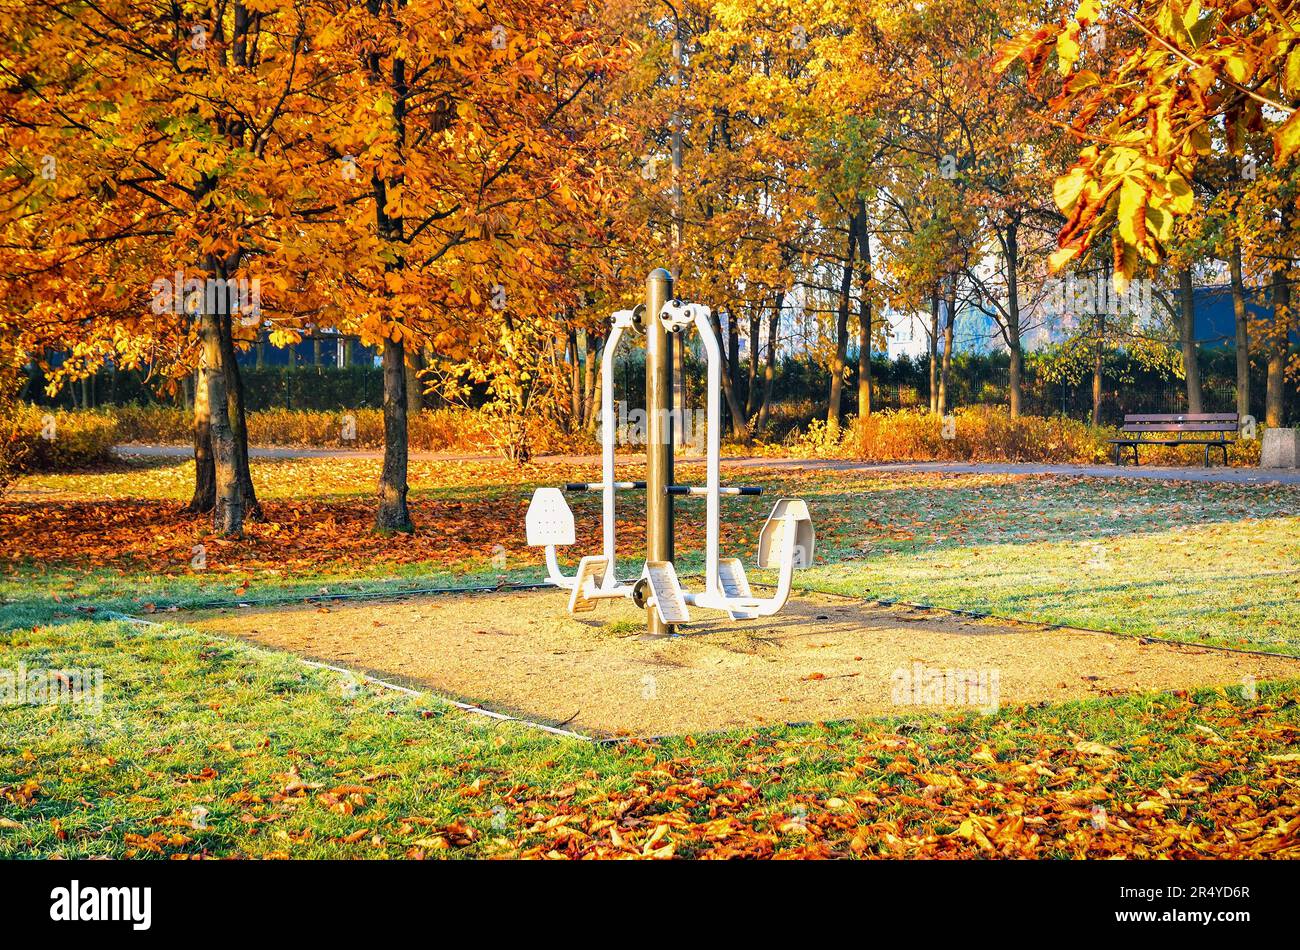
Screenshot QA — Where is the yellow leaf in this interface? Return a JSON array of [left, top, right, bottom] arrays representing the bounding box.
[[956, 818, 994, 851], [1286, 49, 1300, 98], [1274, 110, 1300, 165], [1066, 70, 1100, 92], [1113, 239, 1138, 294], [1116, 177, 1148, 248], [1057, 29, 1080, 76], [1165, 171, 1194, 215], [1054, 165, 1089, 212], [1049, 245, 1081, 272], [994, 27, 1047, 74], [1223, 50, 1254, 85], [1074, 740, 1120, 756]]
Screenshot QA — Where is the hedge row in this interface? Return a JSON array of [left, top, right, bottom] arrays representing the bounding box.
[[786, 406, 1263, 467], [3, 407, 120, 474]]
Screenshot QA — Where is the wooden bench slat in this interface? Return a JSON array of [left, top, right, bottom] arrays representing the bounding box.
[[1110, 438, 1229, 445], [1120, 423, 1237, 433], [1123, 413, 1238, 422]]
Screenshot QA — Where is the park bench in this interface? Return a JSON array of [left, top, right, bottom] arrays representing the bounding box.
[[1109, 412, 1238, 466]]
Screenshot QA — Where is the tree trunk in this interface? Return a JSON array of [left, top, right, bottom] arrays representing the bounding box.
[[572, 329, 586, 428], [857, 220, 873, 418], [1230, 240, 1251, 421], [1178, 267, 1203, 413], [218, 313, 262, 521], [1092, 314, 1105, 426], [187, 365, 215, 514], [928, 290, 940, 413], [405, 348, 423, 416], [584, 332, 603, 432], [365, 0, 417, 525], [727, 310, 740, 405], [938, 278, 956, 416], [377, 336, 414, 532], [827, 203, 861, 431], [756, 292, 781, 432], [746, 309, 761, 417], [1007, 335, 1024, 419], [1267, 266, 1289, 428], [712, 309, 749, 440], [201, 312, 242, 537], [1004, 219, 1023, 418]]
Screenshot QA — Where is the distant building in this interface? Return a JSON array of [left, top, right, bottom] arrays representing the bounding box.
[[882, 307, 927, 360], [1189, 283, 1272, 348], [878, 299, 1001, 360], [877, 279, 1286, 358]]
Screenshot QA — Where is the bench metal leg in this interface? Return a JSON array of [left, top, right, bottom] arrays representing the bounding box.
[[1114, 443, 1140, 465]]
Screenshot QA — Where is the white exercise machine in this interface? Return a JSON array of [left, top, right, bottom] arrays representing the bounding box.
[[525, 269, 815, 635]]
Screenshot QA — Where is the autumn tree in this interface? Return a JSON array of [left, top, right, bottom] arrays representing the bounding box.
[[626, 1, 818, 438], [0, 1, 348, 534], [189, 0, 638, 531], [1000, 0, 1300, 424]]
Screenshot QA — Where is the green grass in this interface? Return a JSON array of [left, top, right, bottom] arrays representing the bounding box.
[[4, 459, 1300, 858], [803, 515, 1300, 654], [3, 618, 1298, 858], [0, 563, 528, 631]]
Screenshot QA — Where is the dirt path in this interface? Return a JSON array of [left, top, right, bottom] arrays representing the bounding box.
[[115, 444, 1300, 485]]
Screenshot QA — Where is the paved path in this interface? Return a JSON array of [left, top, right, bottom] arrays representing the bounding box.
[[113, 444, 1300, 485]]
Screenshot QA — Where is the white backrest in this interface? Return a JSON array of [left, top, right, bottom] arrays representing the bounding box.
[[757, 498, 815, 569], [526, 488, 575, 547]]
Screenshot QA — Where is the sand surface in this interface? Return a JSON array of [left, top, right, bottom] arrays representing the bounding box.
[[185, 590, 1300, 737]]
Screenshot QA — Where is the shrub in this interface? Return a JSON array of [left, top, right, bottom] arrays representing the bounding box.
[[0, 410, 27, 496], [110, 405, 189, 444], [783, 407, 1115, 464], [787, 406, 1266, 467], [1130, 436, 1262, 467], [5, 407, 119, 473], [107, 404, 583, 455]]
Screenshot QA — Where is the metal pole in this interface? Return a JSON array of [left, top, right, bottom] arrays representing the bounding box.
[[669, 9, 687, 448], [645, 267, 675, 636]]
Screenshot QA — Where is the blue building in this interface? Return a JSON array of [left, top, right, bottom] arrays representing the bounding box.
[[1190, 283, 1273, 348]]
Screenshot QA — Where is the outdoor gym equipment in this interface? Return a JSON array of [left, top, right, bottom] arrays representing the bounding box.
[[525, 268, 815, 636]]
